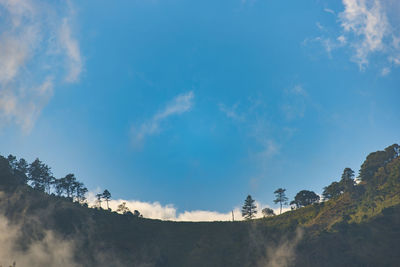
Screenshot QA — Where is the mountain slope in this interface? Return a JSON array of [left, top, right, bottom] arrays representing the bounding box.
[[0, 145, 399, 266]]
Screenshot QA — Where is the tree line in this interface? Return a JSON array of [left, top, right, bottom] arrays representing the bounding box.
[[241, 144, 400, 220], [6, 155, 89, 203], [4, 154, 144, 217]]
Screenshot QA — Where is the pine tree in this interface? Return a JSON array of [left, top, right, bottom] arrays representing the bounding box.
[[28, 158, 53, 192], [341, 167, 355, 192], [75, 182, 88, 203], [102, 189, 112, 210], [241, 195, 257, 220]]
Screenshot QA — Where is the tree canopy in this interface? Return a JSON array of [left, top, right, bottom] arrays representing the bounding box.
[[290, 190, 320, 208], [322, 181, 342, 200], [359, 144, 400, 182]]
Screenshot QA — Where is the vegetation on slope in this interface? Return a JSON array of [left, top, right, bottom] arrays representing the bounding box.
[[0, 144, 399, 266]]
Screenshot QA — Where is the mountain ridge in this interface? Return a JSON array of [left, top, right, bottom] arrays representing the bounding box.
[[0, 144, 399, 266]]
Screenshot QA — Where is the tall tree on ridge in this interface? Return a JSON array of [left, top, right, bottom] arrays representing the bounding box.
[[341, 167, 355, 192], [273, 188, 288, 215], [75, 182, 88, 203], [102, 189, 112, 210], [242, 195, 257, 220]]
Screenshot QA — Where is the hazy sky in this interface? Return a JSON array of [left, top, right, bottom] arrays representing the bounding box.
[[0, 0, 399, 219]]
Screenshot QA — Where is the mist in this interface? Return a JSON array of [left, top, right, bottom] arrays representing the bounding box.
[[0, 215, 80, 267]]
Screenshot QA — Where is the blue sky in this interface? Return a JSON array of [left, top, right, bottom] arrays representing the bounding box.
[[0, 0, 399, 220]]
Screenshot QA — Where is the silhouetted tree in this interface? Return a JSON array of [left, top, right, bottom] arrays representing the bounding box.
[[16, 158, 28, 175], [262, 207, 275, 217], [6, 155, 28, 184], [28, 158, 53, 192], [242, 195, 257, 220], [75, 182, 88, 203], [102, 189, 111, 210], [55, 174, 78, 198], [290, 190, 320, 208], [7, 155, 17, 171], [273, 188, 288, 214], [54, 179, 64, 196]]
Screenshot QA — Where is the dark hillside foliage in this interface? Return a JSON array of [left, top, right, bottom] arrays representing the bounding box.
[[0, 144, 399, 266]]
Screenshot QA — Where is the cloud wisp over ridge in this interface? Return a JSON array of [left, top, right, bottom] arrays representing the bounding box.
[[0, 0, 82, 132], [131, 91, 194, 147], [87, 192, 287, 222]]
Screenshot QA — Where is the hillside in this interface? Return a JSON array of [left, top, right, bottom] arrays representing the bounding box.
[[0, 144, 400, 266]]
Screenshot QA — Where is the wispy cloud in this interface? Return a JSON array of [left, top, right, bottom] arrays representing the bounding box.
[[316, 0, 400, 72], [219, 98, 282, 171], [131, 91, 195, 147], [0, 0, 82, 132], [324, 8, 336, 15], [381, 67, 391, 76], [339, 0, 390, 69], [60, 18, 83, 83]]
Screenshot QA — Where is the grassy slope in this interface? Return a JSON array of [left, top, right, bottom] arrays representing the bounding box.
[[0, 155, 399, 266]]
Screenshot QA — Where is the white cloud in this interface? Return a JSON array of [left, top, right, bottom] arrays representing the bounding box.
[[131, 91, 194, 147], [0, 0, 82, 132], [389, 55, 400, 65], [339, 0, 390, 68], [333, 0, 400, 70], [87, 192, 288, 221], [337, 35, 347, 44], [312, 1, 400, 72]]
